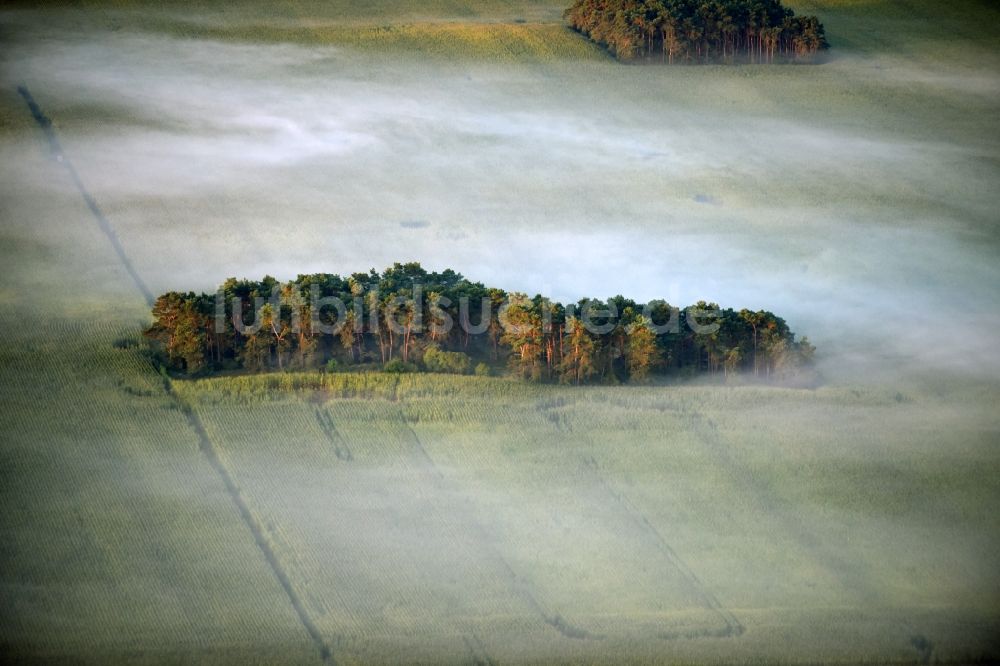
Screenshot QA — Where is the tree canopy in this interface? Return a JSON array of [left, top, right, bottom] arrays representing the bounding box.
[[564, 0, 828, 63], [145, 262, 815, 385]]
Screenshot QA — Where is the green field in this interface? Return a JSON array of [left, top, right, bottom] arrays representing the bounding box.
[[2, 0, 999, 663]]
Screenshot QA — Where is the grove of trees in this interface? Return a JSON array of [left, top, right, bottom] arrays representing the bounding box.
[[564, 0, 828, 63], [145, 262, 815, 384]]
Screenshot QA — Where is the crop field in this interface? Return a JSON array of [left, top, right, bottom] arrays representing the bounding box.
[[2, 0, 999, 663], [168, 373, 1000, 664], [156, 22, 605, 62]]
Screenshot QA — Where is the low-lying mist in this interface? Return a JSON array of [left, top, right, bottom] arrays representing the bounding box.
[[2, 7, 999, 385], [3, 6, 1000, 664]]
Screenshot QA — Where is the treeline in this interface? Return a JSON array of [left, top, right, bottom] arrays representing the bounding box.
[[565, 0, 828, 63], [144, 262, 815, 385]]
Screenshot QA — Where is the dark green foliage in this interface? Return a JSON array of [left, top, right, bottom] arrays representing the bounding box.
[[144, 262, 815, 385], [384, 359, 417, 373], [423, 345, 472, 374], [564, 0, 828, 63]]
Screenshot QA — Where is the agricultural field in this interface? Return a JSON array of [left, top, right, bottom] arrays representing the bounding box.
[[169, 374, 1000, 664], [1, 0, 999, 664]]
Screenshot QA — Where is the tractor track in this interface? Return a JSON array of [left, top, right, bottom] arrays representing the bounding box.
[[400, 413, 599, 643], [683, 409, 881, 607], [580, 454, 745, 639], [167, 382, 335, 664], [17, 84, 154, 307], [20, 84, 334, 664], [315, 407, 354, 461], [537, 399, 744, 640]]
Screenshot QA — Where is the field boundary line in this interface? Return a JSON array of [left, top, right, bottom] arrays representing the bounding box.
[[684, 410, 881, 606], [165, 379, 335, 664], [535, 400, 742, 639], [461, 633, 497, 666], [580, 454, 744, 639], [315, 407, 354, 461], [17, 84, 154, 306], [19, 85, 333, 664], [400, 413, 599, 642], [679, 407, 936, 656]]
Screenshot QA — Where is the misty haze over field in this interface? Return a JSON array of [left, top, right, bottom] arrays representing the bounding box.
[[3, 7, 999, 384], [2, 3, 1000, 665]]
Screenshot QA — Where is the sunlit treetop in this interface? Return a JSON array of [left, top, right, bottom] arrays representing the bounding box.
[[565, 0, 828, 63]]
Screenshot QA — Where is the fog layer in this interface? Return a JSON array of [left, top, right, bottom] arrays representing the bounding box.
[[2, 8, 999, 382]]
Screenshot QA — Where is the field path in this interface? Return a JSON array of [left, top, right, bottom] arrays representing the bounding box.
[[18, 85, 334, 665], [683, 409, 882, 607], [400, 413, 599, 643], [17, 85, 154, 306], [578, 454, 745, 639], [538, 400, 744, 639], [168, 383, 335, 664]]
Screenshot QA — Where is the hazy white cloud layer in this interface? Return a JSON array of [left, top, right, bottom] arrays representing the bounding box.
[[2, 12, 1000, 661], [3, 13, 999, 382]]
